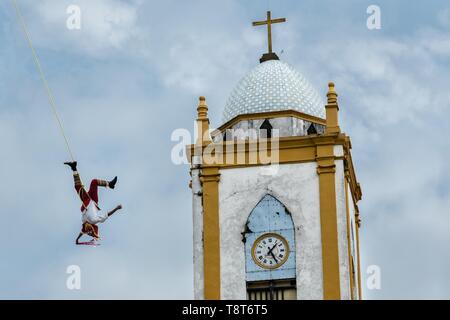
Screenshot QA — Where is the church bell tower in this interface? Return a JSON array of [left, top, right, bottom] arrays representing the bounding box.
[[187, 11, 362, 300]]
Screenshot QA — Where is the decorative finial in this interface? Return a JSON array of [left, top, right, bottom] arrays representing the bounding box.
[[327, 82, 338, 105], [252, 11, 286, 63], [325, 82, 340, 134], [196, 96, 211, 144], [197, 96, 208, 120]]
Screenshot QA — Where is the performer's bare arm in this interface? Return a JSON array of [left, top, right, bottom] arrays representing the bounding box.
[[108, 204, 122, 217], [75, 232, 83, 244]]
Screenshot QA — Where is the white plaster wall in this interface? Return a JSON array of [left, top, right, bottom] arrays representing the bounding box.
[[335, 159, 351, 299], [218, 163, 323, 300], [191, 168, 204, 299], [348, 183, 360, 300], [334, 145, 344, 157]]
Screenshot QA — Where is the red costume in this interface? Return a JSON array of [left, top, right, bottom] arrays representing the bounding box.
[[65, 161, 119, 243], [74, 176, 105, 212]]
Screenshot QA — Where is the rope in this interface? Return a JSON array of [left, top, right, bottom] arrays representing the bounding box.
[[12, 0, 96, 210], [11, 0, 75, 162]]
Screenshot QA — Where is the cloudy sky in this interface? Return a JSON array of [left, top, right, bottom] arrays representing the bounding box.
[[1, 0, 450, 299]]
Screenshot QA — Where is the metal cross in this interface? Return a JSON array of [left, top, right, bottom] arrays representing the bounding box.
[[252, 11, 286, 54]]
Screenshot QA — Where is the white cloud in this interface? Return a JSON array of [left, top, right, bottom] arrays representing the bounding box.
[[3, 0, 450, 300], [438, 8, 450, 28], [300, 31, 450, 128], [24, 0, 141, 56]]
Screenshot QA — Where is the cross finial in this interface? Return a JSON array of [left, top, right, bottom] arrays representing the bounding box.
[[252, 11, 286, 63]]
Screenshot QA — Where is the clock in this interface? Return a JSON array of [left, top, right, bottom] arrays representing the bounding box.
[[251, 233, 289, 269]]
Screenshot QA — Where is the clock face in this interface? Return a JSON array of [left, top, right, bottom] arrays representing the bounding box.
[[251, 233, 289, 269]]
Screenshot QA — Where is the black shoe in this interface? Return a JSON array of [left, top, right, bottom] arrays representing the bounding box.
[[64, 161, 77, 171], [109, 176, 118, 189]]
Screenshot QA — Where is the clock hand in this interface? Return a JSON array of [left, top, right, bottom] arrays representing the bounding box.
[[270, 251, 278, 263], [268, 241, 278, 255], [265, 241, 279, 263]]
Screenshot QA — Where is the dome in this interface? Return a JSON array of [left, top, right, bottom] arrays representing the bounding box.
[[223, 60, 325, 123]]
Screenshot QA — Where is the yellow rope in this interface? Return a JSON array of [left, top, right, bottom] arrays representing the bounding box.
[[12, 0, 75, 162]]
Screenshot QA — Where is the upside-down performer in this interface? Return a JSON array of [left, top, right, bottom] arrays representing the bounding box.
[[64, 161, 122, 245]]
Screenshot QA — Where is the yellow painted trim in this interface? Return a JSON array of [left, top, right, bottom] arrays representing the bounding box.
[[187, 129, 363, 301], [355, 206, 363, 299], [325, 82, 340, 134], [215, 109, 326, 135], [188, 133, 347, 169], [317, 144, 341, 300], [343, 137, 362, 204], [200, 167, 221, 300], [196, 96, 211, 145]]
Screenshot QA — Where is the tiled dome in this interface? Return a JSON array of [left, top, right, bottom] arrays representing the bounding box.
[[223, 60, 325, 123]]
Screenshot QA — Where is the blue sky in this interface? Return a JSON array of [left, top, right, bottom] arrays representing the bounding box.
[[1, 0, 450, 299]]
